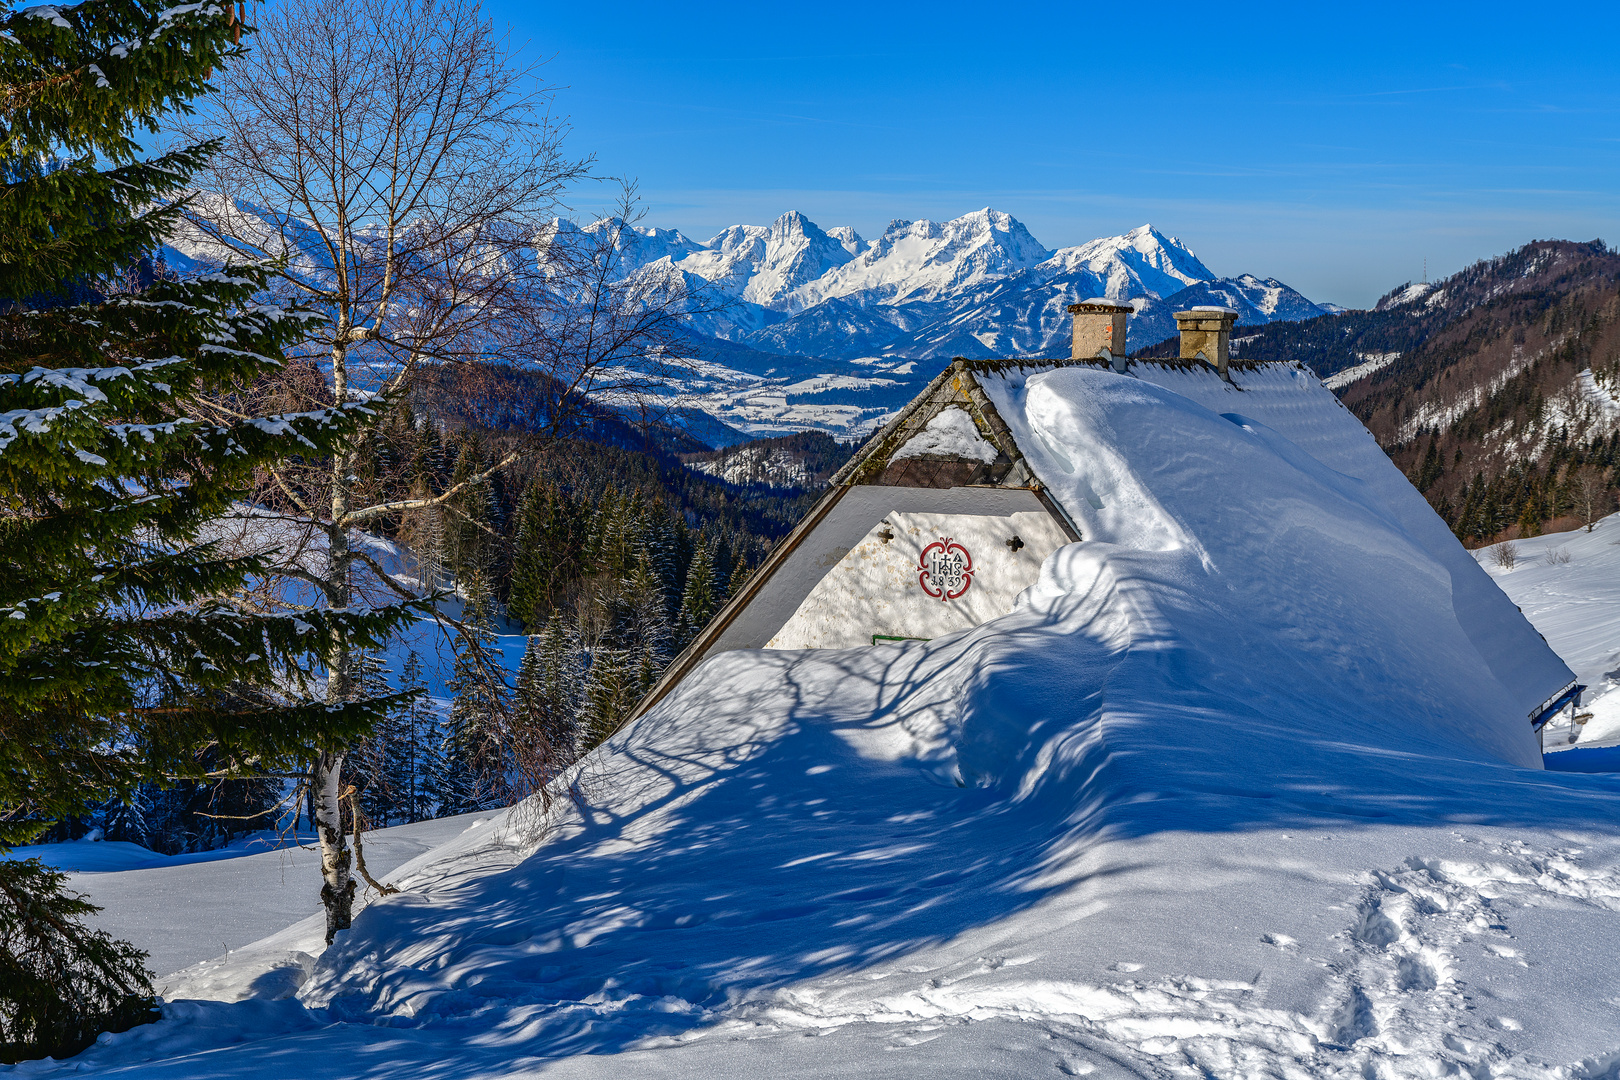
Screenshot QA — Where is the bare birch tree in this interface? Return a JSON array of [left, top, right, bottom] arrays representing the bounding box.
[[1573, 466, 1614, 532], [176, 0, 703, 941]]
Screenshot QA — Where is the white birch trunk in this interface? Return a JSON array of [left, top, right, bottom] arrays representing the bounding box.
[[315, 337, 358, 943], [313, 747, 353, 943]]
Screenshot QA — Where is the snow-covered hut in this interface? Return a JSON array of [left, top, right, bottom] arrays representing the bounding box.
[[631, 301, 1579, 731]]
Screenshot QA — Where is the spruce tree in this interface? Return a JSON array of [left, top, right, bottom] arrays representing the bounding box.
[[382, 650, 437, 824], [99, 783, 153, 849], [511, 621, 580, 797], [578, 644, 632, 754], [0, 860, 153, 1063], [0, 0, 413, 1053], [346, 649, 395, 826], [445, 435, 495, 588], [508, 479, 578, 631], [435, 575, 507, 814], [1517, 498, 1543, 538], [675, 542, 719, 650]]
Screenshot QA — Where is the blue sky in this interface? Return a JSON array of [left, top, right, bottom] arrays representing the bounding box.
[[487, 2, 1617, 308]]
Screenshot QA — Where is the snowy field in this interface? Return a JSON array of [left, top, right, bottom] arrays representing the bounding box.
[[11, 814, 495, 978], [1480, 519, 1620, 756], [11, 370, 1620, 1078]]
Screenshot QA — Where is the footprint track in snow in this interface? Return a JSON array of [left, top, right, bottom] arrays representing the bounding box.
[[1312, 840, 1620, 1077], [732, 841, 1620, 1080]]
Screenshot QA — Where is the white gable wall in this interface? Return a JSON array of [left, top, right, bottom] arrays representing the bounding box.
[[767, 510, 1071, 649], [708, 485, 1057, 653]]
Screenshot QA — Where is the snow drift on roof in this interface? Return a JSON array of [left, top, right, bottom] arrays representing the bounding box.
[[977, 364, 1540, 766], [1125, 361, 1574, 725], [890, 406, 999, 464]]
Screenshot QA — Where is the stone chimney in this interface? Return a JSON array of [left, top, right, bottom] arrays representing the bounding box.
[[1067, 298, 1132, 362], [1173, 306, 1239, 375]]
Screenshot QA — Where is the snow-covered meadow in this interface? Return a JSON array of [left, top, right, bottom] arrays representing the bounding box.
[[12, 371, 1620, 1079], [1480, 520, 1620, 758]]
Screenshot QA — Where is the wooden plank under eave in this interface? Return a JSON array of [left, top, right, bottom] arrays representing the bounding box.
[[617, 482, 853, 729]]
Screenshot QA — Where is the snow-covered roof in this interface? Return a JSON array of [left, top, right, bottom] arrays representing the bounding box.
[[632, 354, 1573, 748], [977, 358, 1574, 740]]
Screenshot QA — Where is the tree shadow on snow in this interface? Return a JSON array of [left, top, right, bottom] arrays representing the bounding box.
[[139, 601, 1620, 1079]]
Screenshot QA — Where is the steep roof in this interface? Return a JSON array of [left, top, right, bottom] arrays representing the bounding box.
[[628, 355, 1576, 732]]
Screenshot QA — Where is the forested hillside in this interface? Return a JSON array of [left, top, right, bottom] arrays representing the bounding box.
[[1139, 239, 1620, 545], [679, 430, 853, 488], [362, 382, 847, 756]]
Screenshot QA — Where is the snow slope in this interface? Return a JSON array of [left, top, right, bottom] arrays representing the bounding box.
[[31, 366, 1620, 1080], [1479, 518, 1620, 753], [5, 814, 494, 979], [1322, 352, 1402, 391]]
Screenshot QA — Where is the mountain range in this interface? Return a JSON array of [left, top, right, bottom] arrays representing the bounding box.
[[162, 199, 1332, 443], [573, 210, 1332, 361]]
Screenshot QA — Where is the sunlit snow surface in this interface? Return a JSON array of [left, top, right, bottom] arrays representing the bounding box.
[[6, 815, 496, 979], [1483, 520, 1620, 754], [24, 372, 1620, 1080]]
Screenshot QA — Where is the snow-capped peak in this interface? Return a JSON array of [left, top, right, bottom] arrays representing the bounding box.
[[788, 207, 1053, 309], [678, 211, 862, 311], [580, 216, 705, 273], [1039, 223, 1214, 302], [825, 226, 865, 256]]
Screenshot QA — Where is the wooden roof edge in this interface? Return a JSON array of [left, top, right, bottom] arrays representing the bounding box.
[[951, 367, 1028, 477], [826, 360, 965, 489], [617, 481, 853, 730]]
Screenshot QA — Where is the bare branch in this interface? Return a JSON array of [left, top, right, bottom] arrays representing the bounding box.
[[339, 448, 524, 527], [348, 547, 432, 604]]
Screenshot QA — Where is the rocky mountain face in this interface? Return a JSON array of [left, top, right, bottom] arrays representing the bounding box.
[[1197, 239, 1620, 544], [604, 210, 1329, 360]]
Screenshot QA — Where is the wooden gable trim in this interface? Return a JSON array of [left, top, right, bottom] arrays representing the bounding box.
[[617, 481, 852, 729]]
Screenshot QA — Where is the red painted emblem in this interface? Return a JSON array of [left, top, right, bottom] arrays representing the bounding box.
[[918, 537, 973, 601]]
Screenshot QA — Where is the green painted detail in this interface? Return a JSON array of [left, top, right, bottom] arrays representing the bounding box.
[[871, 634, 932, 645]]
